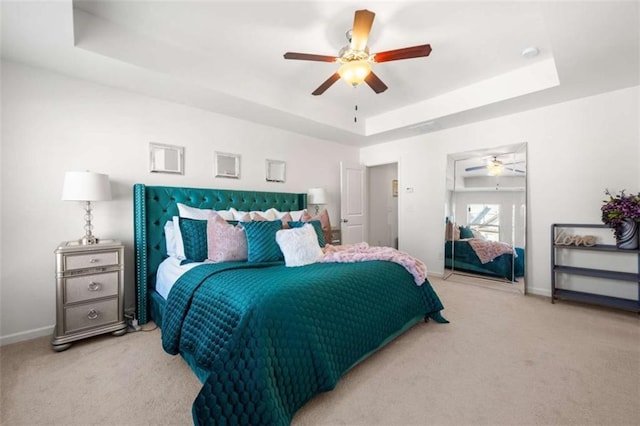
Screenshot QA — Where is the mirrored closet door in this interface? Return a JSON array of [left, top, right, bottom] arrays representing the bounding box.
[[444, 143, 527, 293]]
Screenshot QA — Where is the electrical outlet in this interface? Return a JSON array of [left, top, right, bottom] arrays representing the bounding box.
[[127, 318, 141, 332]]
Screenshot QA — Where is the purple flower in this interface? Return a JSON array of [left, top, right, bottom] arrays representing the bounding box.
[[601, 189, 640, 238]]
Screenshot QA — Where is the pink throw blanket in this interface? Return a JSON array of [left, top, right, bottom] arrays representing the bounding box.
[[319, 242, 427, 286], [467, 238, 514, 264]]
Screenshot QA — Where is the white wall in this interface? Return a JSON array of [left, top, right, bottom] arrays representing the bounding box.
[[361, 85, 640, 296], [0, 61, 359, 344]]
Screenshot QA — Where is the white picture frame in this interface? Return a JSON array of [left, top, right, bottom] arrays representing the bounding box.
[[149, 143, 184, 174], [214, 151, 241, 179], [265, 159, 286, 183]]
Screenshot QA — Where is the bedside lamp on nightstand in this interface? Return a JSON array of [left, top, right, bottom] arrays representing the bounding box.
[[307, 187, 328, 215], [62, 171, 112, 245]]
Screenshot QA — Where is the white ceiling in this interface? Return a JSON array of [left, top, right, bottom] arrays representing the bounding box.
[[1, 1, 638, 147]]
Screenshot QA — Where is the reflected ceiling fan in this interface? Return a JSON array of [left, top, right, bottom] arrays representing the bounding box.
[[283, 9, 432, 95], [465, 156, 526, 176]]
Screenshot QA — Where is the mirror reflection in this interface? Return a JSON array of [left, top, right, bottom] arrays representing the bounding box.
[[265, 159, 286, 183], [444, 143, 527, 293], [149, 143, 184, 174], [214, 152, 241, 179]]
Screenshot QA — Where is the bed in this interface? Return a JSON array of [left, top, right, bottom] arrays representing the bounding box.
[[444, 239, 525, 281], [133, 184, 447, 425]]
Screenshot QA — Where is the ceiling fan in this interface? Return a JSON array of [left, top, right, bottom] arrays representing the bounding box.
[[283, 9, 432, 96], [465, 156, 526, 176]]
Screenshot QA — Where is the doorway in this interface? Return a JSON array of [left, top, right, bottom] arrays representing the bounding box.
[[367, 163, 398, 248]]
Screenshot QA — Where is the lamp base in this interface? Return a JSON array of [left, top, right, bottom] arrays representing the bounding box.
[[79, 235, 99, 245]]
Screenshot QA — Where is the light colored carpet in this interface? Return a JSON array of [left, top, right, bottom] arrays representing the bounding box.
[[1, 277, 638, 425]]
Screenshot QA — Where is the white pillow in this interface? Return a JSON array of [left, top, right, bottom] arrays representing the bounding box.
[[276, 224, 323, 267], [177, 203, 215, 220], [265, 208, 306, 221], [172, 216, 186, 259], [251, 210, 277, 221], [289, 209, 307, 221], [164, 221, 177, 257], [177, 203, 233, 221], [214, 209, 234, 221]]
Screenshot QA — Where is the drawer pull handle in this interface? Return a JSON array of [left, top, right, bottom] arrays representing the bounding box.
[[89, 258, 99, 263], [87, 282, 101, 291], [87, 309, 99, 320]]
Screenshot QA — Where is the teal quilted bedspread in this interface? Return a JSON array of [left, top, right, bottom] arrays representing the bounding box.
[[162, 260, 446, 425]]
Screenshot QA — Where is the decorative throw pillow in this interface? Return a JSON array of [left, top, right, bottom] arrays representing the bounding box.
[[300, 209, 332, 245], [242, 220, 284, 263], [444, 221, 455, 241], [280, 212, 293, 229], [276, 224, 323, 267], [288, 220, 326, 247], [178, 217, 208, 262], [471, 229, 486, 240], [206, 215, 248, 263], [459, 226, 474, 239]]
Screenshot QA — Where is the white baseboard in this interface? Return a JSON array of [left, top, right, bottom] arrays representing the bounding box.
[[428, 271, 552, 298], [0, 325, 54, 346], [526, 287, 552, 297]]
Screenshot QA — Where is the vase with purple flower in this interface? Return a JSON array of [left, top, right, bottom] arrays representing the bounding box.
[[601, 189, 640, 249]]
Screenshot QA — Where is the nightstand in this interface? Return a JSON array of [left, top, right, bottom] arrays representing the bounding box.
[[331, 228, 342, 245], [51, 240, 127, 351]]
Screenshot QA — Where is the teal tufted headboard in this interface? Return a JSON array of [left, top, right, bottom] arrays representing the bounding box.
[[133, 184, 307, 323]]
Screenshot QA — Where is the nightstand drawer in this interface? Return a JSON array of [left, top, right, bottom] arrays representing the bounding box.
[[65, 299, 118, 333], [64, 271, 119, 304], [64, 251, 119, 271]]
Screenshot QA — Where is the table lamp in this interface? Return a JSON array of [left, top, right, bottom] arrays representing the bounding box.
[[62, 171, 112, 245], [307, 187, 328, 215]]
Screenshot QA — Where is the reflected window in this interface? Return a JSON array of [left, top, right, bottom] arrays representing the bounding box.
[[467, 204, 500, 241]]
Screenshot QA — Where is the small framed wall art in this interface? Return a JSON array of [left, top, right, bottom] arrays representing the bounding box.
[[265, 159, 286, 183], [214, 151, 241, 179], [149, 143, 184, 174]]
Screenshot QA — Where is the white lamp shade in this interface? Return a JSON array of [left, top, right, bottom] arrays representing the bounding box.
[[307, 188, 328, 205], [62, 171, 112, 201]]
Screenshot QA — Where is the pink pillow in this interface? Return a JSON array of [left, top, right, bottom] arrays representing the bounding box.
[[251, 213, 267, 221], [300, 209, 332, 244], [280, 212, 293, 229], [206, 214, 248, 263]]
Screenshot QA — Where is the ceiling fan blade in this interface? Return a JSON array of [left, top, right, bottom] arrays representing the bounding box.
[[373, 44, 432, 63], [283, 52, 338, 62], [350, 9, 375, 51], [364, 71, 388, 94], [312, 73, 341, 96], [465, 165, 488, 172], [505, 168, 526, 174]]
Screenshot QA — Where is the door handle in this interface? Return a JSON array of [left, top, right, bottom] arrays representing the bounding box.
[[342, 219, 349, 223]]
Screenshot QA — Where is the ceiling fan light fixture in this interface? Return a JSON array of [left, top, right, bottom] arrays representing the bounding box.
[[487, 162, 504, 176], [338, 60, 371, 86]]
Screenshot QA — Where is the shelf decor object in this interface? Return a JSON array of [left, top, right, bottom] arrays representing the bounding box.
[[616, 219, 639, 250], [62, 171, 112, 245], [601, 189, 640, 250], [551, 223, 640, 312]]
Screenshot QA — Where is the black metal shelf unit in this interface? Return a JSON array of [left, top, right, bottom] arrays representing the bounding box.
[[551, 223, 640, 312]]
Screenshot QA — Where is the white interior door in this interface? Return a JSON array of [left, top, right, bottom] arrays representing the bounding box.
[[340, 162, 367, 244]]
